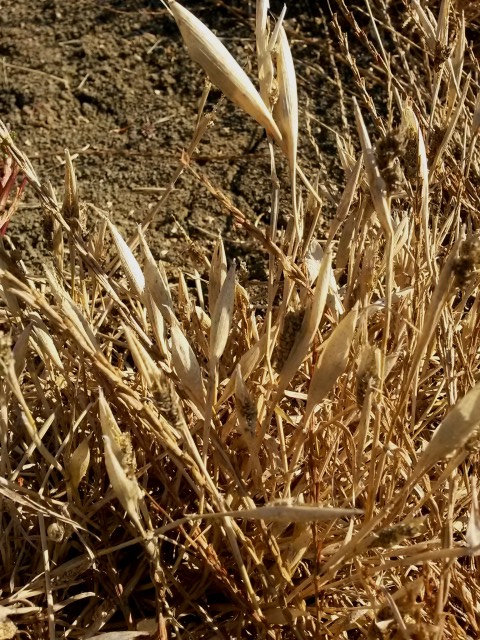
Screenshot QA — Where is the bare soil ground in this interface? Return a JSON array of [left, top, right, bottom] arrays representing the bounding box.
[[1, 0, 344, 275]]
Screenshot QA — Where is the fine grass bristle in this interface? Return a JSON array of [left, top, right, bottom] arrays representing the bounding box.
[[1, 1, 480, 638]]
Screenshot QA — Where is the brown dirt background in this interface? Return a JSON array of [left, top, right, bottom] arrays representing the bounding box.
[[1, 0, 351, 278]]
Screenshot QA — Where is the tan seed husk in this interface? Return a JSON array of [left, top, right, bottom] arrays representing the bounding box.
[[210, 262, 236, 365], [275, 249, 332, 400], [256, 0, 274, 109], [67, 438, 90, 491], [410, 383, 480, 481], [305, 303, 359, 422], [208, 235, 227, 316], [273, 26, 298, 170], [107, 220, 145, 299], [170, 320, 205, 409], [168, 0, 282, 144], [103, 434, 144, 534]]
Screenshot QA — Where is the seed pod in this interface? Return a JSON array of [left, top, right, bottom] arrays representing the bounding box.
[[169, 0, 282, 143]]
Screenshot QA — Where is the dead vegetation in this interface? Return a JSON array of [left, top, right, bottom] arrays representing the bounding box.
[[1, 0, 480, 638]]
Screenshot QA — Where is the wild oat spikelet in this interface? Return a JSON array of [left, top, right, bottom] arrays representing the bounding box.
[[103, 434, 144, 534], [169, 1, 282, 143], [273, 26, 298, 170]]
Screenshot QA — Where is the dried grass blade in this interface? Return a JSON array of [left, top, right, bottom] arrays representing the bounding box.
[[88, 633, 149, 640], [402, 103, 433, 273], [353, 99, 392, 236], [62, 149, 79, 221], [4, 360, 62, 471], [466, 478, 480, 555], [274, 26, 298, 168], [274, 25, 299, 238], [217, 327, 277, 407], [447, 12, 465, 111], [234, 364, 257, 436], [186, 503, 361, 523], [123, 325, 156, 388], [12, 324, 31, 379], [326, 155, 362, 248], [398, 239, 460, 411], [98, 389, 128, 463], [429, 74, 471, 181]]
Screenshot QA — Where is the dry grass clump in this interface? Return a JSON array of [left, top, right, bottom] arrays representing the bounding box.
[[1, 0, 480, 638]]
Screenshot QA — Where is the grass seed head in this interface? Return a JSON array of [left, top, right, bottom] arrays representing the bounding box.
[[273, 25, 298, 168], [107, 220, 145, 299], [103, 434, 144, 534], [169, 0, 283, 144], [305, 303, 358, 421], [255, 0, 275, 109], [209, 261, 236, 365], [170, 320, 205, 409]]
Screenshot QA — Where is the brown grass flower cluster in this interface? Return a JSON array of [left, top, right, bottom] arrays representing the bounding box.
[[1, 1, 480, 638]]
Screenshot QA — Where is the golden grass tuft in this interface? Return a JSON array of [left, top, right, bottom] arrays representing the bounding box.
[[1, 1, 480, 638]]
